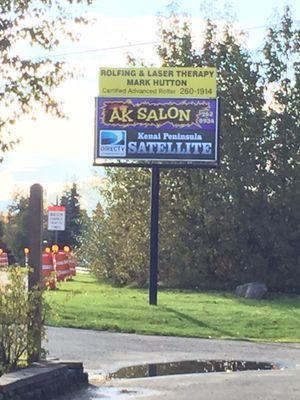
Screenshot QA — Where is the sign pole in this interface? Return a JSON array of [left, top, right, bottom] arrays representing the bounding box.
[[149, 165, 160, 306], [55, 196, 59, 244]]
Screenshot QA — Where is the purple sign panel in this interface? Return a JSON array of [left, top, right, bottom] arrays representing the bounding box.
[[94, 97, 219, 165]]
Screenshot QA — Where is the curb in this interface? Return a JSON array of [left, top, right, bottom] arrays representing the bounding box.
[[0, 361, 88, 400]]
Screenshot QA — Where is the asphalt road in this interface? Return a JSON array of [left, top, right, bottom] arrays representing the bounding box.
[[46, 326, 300, 399]]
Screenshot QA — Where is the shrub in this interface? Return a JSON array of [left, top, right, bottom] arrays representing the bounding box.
[[0, 267, 48, 375]]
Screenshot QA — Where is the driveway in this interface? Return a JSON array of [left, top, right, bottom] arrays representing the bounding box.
[[46, 326, 300, 399]]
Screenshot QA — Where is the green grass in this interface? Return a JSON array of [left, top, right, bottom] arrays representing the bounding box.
[[45, 274, 300, 342]]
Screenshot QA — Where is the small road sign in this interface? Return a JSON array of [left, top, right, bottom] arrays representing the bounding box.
[[48, 206, 66, 231]]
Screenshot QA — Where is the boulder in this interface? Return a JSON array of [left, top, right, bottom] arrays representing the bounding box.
[[235, 282, 267, 299]]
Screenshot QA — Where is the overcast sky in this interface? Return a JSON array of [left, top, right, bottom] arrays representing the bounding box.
[[0, 0, 299, 212]]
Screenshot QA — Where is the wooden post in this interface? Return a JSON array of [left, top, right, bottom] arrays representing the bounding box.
[[28, 183, 43, 363]]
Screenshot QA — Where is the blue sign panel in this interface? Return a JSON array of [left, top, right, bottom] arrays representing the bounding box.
[[94, 97, 219, 166]]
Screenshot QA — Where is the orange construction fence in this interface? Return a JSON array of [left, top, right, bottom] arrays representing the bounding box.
[[42, 252, 56, 289], [0, 252, 9, 267], [66, 253, 77, 277], [42, 249, 77, 288], [53, 250, 69, 282]]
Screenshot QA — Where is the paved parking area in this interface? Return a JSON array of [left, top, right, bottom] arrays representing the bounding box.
[[46, 326, 300, 399]]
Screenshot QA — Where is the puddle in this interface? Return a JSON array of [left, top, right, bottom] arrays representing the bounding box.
[[109, 359, 277, 379], [62, 386, 156, 399]]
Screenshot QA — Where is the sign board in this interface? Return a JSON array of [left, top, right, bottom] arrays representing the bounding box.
[[47, 206, 66, 231], [99, 67, 217, 99], [94, 97, 219, 167]]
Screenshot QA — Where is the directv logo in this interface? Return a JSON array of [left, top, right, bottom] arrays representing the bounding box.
[[99, 130, 126, 157]]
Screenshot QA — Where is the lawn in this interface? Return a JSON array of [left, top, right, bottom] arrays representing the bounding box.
[[45, 274, 300, 342]]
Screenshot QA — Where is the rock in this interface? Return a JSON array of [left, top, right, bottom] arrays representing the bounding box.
[[235, 282, 267, 299], [235, 284, 248, 297]]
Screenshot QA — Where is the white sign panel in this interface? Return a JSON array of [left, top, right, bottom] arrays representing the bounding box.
[[48, 206, 66, 231]]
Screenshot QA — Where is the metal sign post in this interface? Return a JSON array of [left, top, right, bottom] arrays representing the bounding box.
[[149, 165, 160, 305]]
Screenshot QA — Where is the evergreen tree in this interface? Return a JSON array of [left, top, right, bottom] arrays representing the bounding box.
[[57, 183, 86, 250]]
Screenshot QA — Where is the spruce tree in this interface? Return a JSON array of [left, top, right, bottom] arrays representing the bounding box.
[[58, 183, 85, 250]]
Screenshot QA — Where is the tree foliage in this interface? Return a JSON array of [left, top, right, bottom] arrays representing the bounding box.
[[2, 193, 30, 264], [79, 170, 150, 286], [0, 218, 5, 250], [82, 7, 299, 291], [0, 0, 92, 161]]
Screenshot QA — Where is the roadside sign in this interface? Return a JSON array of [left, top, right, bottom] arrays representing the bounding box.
[[95, 66, 220, 306], [99, 67, 217, 99], [94, 97, 219, 167], [47, 206, 66, 231]]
